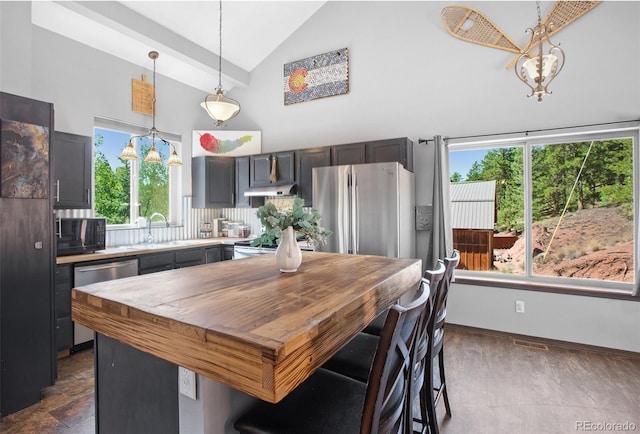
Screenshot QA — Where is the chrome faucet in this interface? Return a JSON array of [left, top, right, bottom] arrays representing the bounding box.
[[146, 212, 169, 244]]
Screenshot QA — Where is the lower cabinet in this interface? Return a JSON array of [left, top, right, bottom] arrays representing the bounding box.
[[138, 252, 175, 275], [223, 246, 234, 261], [139, 245, 233, 274], [205, 246, 222, 263], [175, 248, 205, 268], [54, 264, 73, 352]]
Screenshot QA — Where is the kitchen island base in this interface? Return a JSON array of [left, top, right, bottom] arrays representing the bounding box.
[[96, 333, 257, 434]]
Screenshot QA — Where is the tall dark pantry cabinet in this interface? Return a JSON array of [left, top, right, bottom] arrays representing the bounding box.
[[0, 92, 55, 418]]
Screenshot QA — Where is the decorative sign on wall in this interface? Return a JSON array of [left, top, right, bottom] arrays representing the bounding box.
[[192, 130, 261, 158], [132, 74, 155, 115], [284, 48, 349, 105], [1, 119, 49, 198]]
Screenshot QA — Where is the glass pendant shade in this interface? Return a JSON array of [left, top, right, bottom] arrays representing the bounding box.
[[167, 148, 183, 166], [143, 144, 163, 163], [201, 90, 241, 127], [119, 141, 139, 160], [522, 53, 558, 81]]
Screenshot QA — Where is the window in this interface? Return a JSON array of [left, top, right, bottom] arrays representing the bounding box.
[[448, 125, 638, 294], [93, 121, 182, 226]]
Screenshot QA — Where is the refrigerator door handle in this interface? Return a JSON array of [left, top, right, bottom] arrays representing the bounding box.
[[340, 171, 350, 254]]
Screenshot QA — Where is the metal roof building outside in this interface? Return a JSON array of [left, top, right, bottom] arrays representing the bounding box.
[[450, 180, 496, 230]]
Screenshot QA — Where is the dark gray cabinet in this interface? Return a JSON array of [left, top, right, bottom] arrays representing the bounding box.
[[223, 246, 234, 261], [52, 131, 92, 209], [0, 92, 55, 417], [138, 252, 175, 275], [54, 265, 73, 352], [330, 138, 414, 171], [235, 156, 263, 208], [235, 156, 251, 208], [365, 137, 414, 172], [175, 248, 205, 268], [205, 245, 234, 262], [192, 156, 235, 208], [139, 247, 223, 274], [205, 246, 223, 263], [250, 152, 295, 187], [295, 148, 331, 206], [330, 142, 366, 166]]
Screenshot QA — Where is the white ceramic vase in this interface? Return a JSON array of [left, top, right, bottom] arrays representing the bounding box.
[[275, 226, 302, 272]]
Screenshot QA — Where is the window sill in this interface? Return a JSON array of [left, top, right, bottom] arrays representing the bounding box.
[[453, 272, 639, 302]]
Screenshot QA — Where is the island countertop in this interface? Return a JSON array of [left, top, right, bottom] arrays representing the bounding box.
[[72, 251, 422, 403]]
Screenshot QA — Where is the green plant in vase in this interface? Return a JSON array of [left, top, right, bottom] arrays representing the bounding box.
[[252, 197, 332, 247]]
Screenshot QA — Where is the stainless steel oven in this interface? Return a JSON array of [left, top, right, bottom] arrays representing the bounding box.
[[233, 240, 313, 259], [233, 242, 276, 259]]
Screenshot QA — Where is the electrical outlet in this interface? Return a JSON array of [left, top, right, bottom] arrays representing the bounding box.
[[515, 300, 525, 313], [179, 366, 197, 400]]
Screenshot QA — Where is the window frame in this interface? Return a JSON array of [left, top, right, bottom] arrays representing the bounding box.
[[93, 117, 183, 228], [447, 122, 640, 298]]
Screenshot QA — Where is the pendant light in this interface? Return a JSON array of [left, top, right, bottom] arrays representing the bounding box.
[[119, 51, 183, 166], [514, 1, 565, 102], [201, 0, 241, 126]]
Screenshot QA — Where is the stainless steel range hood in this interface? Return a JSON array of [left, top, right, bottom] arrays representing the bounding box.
[[244, 184, 297, 197]]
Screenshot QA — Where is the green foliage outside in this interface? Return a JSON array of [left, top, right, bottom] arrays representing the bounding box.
[[455, 139, 633, 232], [94, 133, 169, 225]]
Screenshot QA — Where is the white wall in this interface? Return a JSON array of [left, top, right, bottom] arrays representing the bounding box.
[[1, 1, 639, 351]]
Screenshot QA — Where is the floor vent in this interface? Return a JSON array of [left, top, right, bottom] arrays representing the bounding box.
[[513, 339, 549, 351]]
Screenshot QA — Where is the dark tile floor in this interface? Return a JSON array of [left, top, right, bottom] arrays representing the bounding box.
[[0, 349, 94, 434], [1, 327, 638, 434]]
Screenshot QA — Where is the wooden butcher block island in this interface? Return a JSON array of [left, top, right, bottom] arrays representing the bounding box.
[[72, 251, 422, 404]]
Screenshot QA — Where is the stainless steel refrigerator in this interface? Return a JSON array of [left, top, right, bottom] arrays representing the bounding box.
[[312, 162, 415, 258]]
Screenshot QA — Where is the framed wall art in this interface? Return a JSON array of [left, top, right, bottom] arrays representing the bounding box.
[[1, 119, 49, 199], [284, 48, 349, 105], [192, 130, 261, 158]]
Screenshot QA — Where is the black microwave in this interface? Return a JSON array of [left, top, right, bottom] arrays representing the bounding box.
[[56, 218, 106, 256]]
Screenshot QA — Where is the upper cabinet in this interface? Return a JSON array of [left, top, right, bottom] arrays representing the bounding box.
[[250, 152, 295, 187], [330, 138, 413, 171], [192, 156, 235, 208], [52, 131, 92, 209], [295, 148, 331, 207], [365, 137, 414, 172], [330, 142, 366, 166], [235, 156, 264, 208]]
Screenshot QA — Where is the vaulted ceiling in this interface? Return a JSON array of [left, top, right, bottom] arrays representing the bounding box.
[[32, 1, 326, 93]]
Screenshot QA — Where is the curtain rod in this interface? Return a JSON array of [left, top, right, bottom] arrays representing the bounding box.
[[418, 119, 640, 144]]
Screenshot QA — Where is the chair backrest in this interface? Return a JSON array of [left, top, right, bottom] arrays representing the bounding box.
[[360, 280, 432, 434], [410, 262, 446, 401], [432, 249, 460, 351]]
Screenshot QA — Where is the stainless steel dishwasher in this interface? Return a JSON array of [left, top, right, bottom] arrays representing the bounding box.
[[73, 258, 139, 347]]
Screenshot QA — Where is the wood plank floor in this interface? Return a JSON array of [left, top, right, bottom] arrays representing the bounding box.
[[0, 327, 638, 434]]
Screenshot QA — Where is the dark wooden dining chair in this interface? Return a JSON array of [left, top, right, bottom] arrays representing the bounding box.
[[429, 249, 460, 429], [322, 262, 446, 434], [234, 279, 433, 434]]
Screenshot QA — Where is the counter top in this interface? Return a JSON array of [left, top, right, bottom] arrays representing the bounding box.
[[71, 252, 422, 403], [56, 237, 247, 265]]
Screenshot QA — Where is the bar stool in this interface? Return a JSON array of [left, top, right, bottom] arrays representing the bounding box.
[[429, 249, 460, 432], [322, 262, 447, 434], [234, 279, 433, 434]]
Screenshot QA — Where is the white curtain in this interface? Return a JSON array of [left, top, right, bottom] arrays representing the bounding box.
[[428, 135, 453, 269]]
